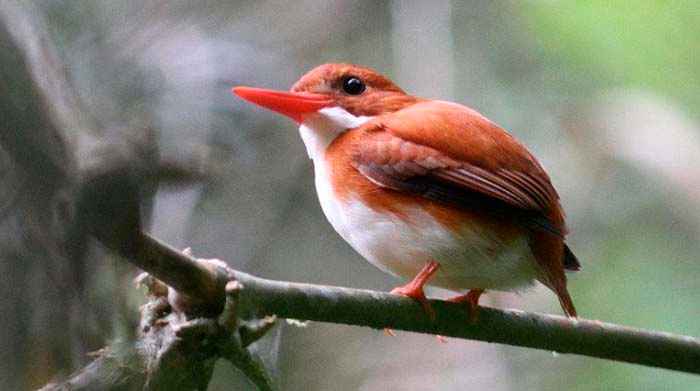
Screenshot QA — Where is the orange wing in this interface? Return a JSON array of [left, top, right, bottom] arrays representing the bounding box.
[[351, 101, 580, 273]]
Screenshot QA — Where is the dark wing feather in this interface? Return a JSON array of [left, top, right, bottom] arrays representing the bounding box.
[[563, 244, 581, 271], [434, 167, 543, 210]]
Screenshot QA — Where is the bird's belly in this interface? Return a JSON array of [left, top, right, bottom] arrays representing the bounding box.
[[314, 165, 539, 292]]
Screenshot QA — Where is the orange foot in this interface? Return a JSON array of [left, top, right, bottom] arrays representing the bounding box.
[[385, 261, 440, 336], [448, 288, 485, 323], [390, 261, 440, 320]]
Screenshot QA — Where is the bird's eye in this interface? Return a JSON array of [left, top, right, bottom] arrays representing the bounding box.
[[342, 76, 366, 95]]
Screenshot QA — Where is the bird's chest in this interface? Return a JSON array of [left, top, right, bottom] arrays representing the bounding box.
[[312, 156, 458, 278]]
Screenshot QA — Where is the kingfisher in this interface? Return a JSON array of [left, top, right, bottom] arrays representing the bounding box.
[[233, 63, 579, 319]]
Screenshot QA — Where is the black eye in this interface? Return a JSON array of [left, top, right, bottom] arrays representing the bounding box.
[[342, 76, 366, 95]]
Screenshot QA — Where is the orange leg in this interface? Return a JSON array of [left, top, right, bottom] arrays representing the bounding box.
[[448, 289, 485, 323], [390, 261, 440, 320]]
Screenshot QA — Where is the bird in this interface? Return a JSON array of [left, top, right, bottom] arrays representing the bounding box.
[[232, 63, 579, 319]]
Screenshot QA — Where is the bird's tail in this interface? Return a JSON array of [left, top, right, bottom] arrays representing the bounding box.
[[559, 245, 579, 317], [557, 288, 578, 318], [563, 244, 581, 271]]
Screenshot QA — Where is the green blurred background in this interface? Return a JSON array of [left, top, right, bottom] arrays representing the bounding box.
[[1, 1, 698, 390]]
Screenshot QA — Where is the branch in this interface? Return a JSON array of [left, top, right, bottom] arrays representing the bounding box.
[[134, 232, 700, 375]]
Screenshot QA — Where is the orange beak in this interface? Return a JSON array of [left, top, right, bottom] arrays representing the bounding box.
[[232, 86, 333, 124]]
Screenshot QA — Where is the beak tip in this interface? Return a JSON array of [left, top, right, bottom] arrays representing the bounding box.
[[231, 86, 246, 98]]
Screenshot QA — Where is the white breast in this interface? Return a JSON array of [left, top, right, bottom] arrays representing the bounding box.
[[299, 108, 539, 292]]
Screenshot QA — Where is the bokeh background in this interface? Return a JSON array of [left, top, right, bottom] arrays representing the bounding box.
[[1, 1, 699, 390]]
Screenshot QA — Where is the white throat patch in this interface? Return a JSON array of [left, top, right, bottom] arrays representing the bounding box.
[[298, 107, 372, 160]]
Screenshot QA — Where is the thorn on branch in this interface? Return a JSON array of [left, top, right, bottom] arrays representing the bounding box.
[[240, 316, 277, 348], [219, 280, 243, 331]]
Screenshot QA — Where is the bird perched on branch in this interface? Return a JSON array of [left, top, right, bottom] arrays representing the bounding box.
[[233, 63, 579, 319]]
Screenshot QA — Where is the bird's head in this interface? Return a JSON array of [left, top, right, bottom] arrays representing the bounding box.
[[233, 63, 418, 124]]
